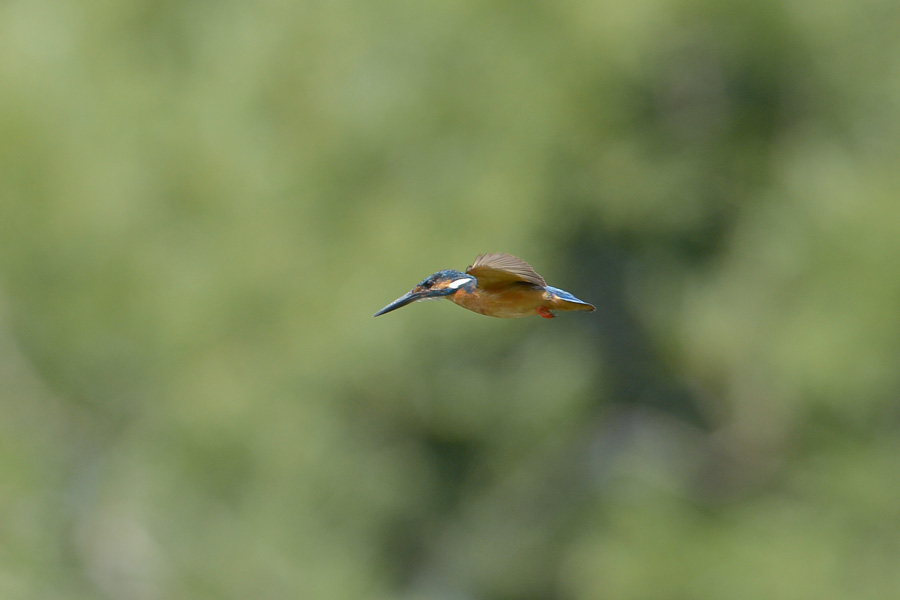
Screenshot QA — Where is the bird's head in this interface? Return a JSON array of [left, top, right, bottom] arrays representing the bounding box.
[[373, 269, 475, 317]]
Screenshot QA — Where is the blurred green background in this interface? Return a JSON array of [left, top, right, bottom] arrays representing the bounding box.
[[2, 0, 899, 598]]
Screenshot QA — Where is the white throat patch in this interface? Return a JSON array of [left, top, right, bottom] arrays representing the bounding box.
[[447, 277, 474, 289]]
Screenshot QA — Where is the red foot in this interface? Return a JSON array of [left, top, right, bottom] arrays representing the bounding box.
[[537, 307, 555, 319]]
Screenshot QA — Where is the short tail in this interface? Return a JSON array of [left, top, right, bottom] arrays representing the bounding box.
[[546, 286, 596, 312]]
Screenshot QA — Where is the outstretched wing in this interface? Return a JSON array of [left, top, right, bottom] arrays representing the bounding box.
[[465, 253, 546, 288]]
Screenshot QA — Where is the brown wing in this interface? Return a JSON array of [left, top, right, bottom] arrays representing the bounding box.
[[465, 253, 547, 288]]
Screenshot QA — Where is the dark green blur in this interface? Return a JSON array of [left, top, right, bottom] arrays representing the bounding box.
[[1, 0, 899, 598]]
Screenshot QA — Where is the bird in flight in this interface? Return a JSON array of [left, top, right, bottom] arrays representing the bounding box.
[[374, 253, 595, 319]]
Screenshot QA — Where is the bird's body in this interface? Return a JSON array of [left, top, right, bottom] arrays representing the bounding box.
[[374, 253, 595, 319]]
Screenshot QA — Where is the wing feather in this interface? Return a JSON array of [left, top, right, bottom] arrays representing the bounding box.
[[465, 253, 546, 288]]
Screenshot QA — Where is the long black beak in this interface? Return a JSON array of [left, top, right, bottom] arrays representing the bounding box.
[[373, 290, 427, 317]]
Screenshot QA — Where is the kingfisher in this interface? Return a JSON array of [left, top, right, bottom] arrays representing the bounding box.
[[373, 253, 595, 319]]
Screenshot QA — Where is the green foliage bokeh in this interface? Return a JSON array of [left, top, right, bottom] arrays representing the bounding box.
[[2, 0, 899, 598]]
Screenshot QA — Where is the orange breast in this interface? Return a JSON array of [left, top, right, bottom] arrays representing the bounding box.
[[449, 286, 546, 318]]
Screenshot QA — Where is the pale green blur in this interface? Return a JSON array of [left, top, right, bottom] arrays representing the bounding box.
[[1, 0, 899, 598]]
